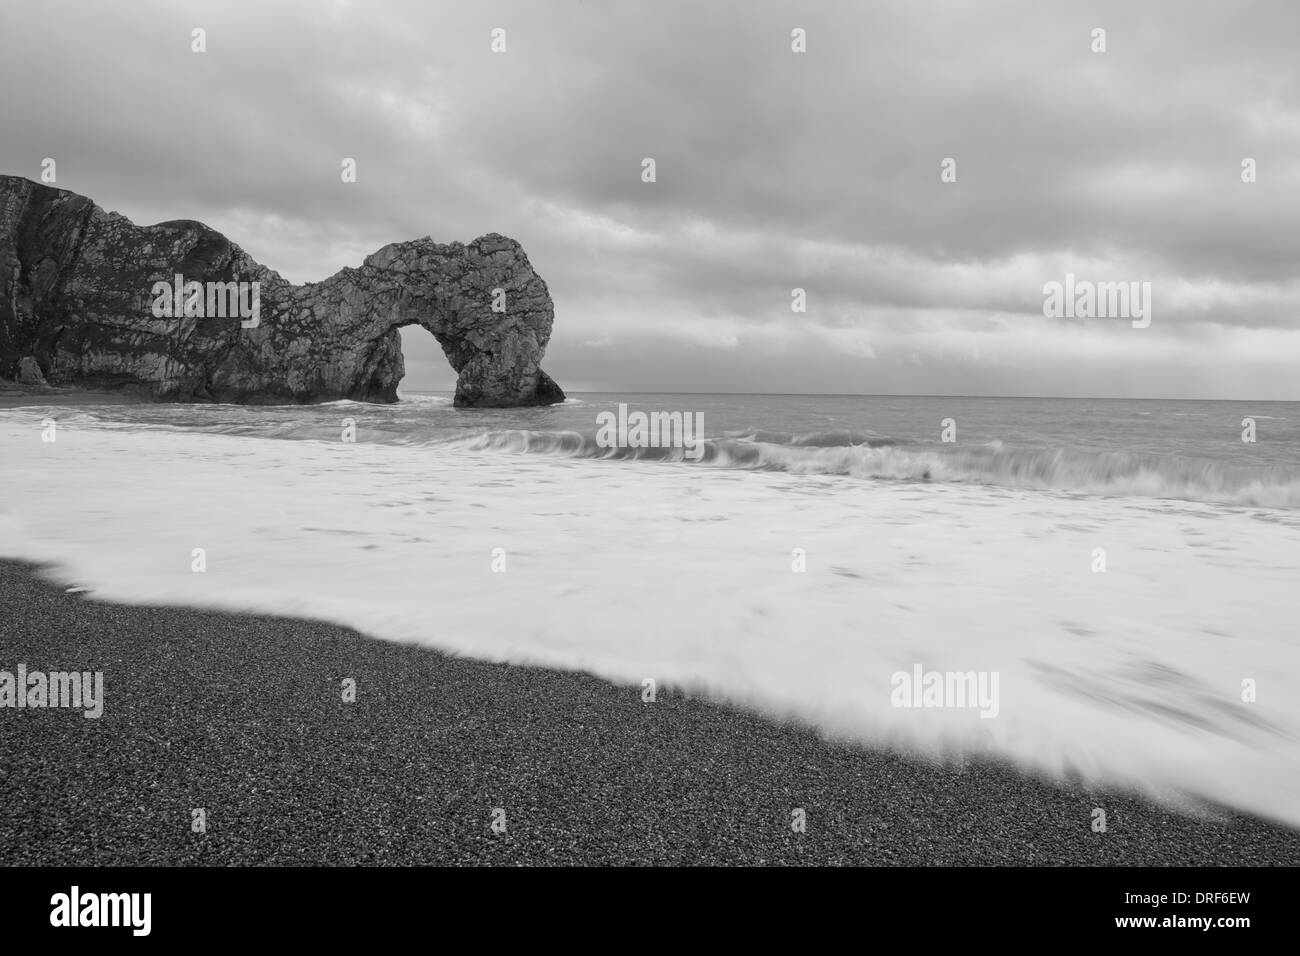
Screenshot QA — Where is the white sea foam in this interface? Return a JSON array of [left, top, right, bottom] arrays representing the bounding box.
[[2, 409, 1299, 827], [394, 392, 454, 406]]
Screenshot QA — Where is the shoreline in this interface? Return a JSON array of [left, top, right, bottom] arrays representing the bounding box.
[[0, 559, 1296, 866]]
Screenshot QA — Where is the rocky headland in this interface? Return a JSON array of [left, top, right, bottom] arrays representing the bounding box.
[[0, 175, 564, 406]]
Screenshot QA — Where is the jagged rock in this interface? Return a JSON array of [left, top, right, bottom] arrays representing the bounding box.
[[0, 175, 564, 406], [17, 356, 47, 387]]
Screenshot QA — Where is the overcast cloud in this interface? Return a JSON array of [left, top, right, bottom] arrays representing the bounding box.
[[2, 0, 1298, 397]]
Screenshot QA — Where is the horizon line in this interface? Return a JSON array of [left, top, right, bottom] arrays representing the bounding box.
[[399, 388, 1298, 403]]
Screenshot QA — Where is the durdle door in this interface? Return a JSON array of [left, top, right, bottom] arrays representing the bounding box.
[[0, 175, 565, 407]]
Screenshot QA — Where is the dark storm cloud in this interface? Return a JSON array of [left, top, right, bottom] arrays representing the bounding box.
[[2, 0, 1297, 396]]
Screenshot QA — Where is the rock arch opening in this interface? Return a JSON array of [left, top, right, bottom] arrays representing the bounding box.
[[395, 325, 459, 396]]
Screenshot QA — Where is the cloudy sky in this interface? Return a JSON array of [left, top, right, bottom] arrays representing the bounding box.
[[2, 0, 1298, 398]]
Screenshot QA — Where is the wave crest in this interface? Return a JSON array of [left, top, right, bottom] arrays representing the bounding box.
[[448, 429, 1300, 507]]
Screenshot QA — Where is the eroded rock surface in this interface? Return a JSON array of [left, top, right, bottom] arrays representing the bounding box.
[[0, 175, 564, 406]]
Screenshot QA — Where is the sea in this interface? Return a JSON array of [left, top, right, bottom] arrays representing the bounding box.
[[2, 392, 1299, 827]]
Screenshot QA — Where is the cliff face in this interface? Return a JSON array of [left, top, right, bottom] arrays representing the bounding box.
[[0, 175, 564, 406]]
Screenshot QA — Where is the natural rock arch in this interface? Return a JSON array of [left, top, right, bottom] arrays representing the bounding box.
[[0, 175, 564, 406]]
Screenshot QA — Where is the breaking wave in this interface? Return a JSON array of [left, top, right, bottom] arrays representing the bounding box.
[[449, 428, 1300, 508]]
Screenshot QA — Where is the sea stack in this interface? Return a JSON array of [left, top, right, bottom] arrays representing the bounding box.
[[0, 175, 564, 407]]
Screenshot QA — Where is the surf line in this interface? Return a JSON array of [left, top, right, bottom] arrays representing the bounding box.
[[594, 403, 705, 461], [890, 664, 999, 719]]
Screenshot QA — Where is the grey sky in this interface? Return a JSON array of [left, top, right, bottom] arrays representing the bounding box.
[[2, 0, 1297, 397]]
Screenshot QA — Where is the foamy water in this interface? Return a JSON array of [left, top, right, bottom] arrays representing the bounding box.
[[2, 400, 1299, 828]]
